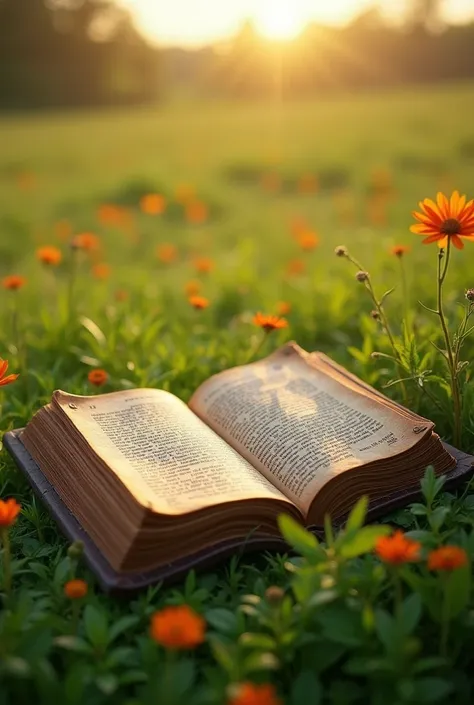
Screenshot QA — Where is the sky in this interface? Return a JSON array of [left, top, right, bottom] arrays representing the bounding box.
[[121, 0, 474, 46]]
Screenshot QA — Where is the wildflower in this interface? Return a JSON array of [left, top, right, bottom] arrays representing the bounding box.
[[16, 171, 37, 191], [335, 245, 347, 257], [92, 263, 111, 280], [98, 204, 132, 229], [184, 280, 201, 297], [0, 498, 21, 527], [2, 275, 26, 291], [297, 231, 319, 251], [253, 313, 288, 332], [189, 295, 209, 310], [0, 360, 19, 387], [72, 232, 100, 251], [465, 288, 474, 302], [410, 191, 474, 249], [64, 579, 88, 599], [88, 369, 108, 387], [265, 586, 284, 605], [193, 257, 214, 274], [185, 200, 208, 225], [150, 605, 205, 649], [37, 246, 62, 266], [157, 243, 178, 264], [391, 244, 411, 258], [375, 530, 421, 565], [286, 259, 305, 276], [227, 682, 282, 705], [276, 301, 291, 316], [356, 271, 369, 282], [428, 546, 468, 572], [140, 193, 166, 215]]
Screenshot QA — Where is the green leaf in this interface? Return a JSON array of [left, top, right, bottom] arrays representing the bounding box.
[[345, 496, 368, 532], [339, 526, 390, 559], [243, 651, 280, 672], [429, 506, 449, 532], [108, 615, 140, 643], [374, 609, 396, 652], [95, 673, 118, 696], [413, 677, 453, 702], [205, 608, 238, 634], [239, 633, 277, 650], [399, 593, 422, 635], [278, 514, 319, 558], [83, 605, 109, 649], [291, 671, 322, 705], [444, 563, 471, 619], [317, 607, 364, 647]]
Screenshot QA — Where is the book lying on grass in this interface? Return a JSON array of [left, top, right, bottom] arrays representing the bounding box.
[[5, 342, 474, 592]]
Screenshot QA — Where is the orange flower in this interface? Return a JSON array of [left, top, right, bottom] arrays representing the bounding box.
[[0, 498, 21, 527], [297, 231, 319, 251], [297, 172, 319, 194], [64, 579, 88, 599], [140, 193, 166, 215], [286, 259, 305, 276], [157, 243, 178, 264], [253, 313, 288, 332], [390, 244, 411, 258], [92, 263, 111, 280], [16, 171, 37, 191], [88, 369, 108, 386], [55, 219, 73, 242], [193, 257, 214, 274], [36, 246, 62, 266], [72, 232, 100, 251], [150, 605, 205, 650], [0, 360, 19, 387], [428, 545, 468, 571], [276, 301, 291, 316], [375, 530, 421, 565], [2, 275, 26, 291], [185, 200, 208, 225], [228, 683, 282, 705], [97, 204, 133, 229], [184, 280, 201, 297], [189, 295, 209, 310], [411, 191, 474, 249]]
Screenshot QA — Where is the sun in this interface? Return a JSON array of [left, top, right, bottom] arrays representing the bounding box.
[[254, 0, 308, 41]]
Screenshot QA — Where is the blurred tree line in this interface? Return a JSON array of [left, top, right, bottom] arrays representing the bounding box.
[[0, 0, 159, 109], [168, 1, 474, 99]]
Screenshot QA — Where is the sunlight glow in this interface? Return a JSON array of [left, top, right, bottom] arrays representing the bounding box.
[[254, 0, 308, 40], [121, 0, 474, 46]]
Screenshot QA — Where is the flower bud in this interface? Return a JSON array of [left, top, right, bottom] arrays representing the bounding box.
[[356, 271, 369, 282], [371, 351, 382, 359], [265, 585, 285, 605], [335, 245, 347, 257], [67, 540, 84, 560], [370, 310, 380, 320], [465, 288, 474, 302]]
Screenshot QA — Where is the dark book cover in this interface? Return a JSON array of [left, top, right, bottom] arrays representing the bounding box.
[[4, 429, 474, 594]]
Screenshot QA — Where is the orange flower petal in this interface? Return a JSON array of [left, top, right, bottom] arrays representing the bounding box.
[[437, 236, 448, 248], [450, 190, 460, 214], [0, 360, 8, 379], [412, 211, 438, 226], [436, 192, 449, 219], [422, 233, 444, 244], [451, 234, 464, 250], [421, 200, 443, 224], [410, 224, 437, 234]]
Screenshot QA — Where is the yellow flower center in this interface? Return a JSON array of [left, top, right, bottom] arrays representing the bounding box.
[[441, 218, 461, 235]]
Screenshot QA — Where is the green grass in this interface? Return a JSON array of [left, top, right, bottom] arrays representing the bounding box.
[[1, 82, 474, 703]]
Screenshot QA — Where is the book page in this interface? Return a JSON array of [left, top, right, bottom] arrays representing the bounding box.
[[53, 388, 292, 515], [189, 344, 433, 515]]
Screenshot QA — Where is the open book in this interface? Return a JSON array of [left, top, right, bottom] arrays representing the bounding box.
[[5, 343, 466, 584]]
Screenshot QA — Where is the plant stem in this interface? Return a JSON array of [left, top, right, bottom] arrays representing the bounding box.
[[365, 276, 409, 404], [436, 242, 462, 447], [399, 256, 409, 324], [440, 583, 450, 658], [246, 332, 268, 363], [1, 528, 12, 597], [67, 248, 78, 329]]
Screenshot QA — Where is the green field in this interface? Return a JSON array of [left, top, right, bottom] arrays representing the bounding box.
[[2, 83, 474, 703]]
